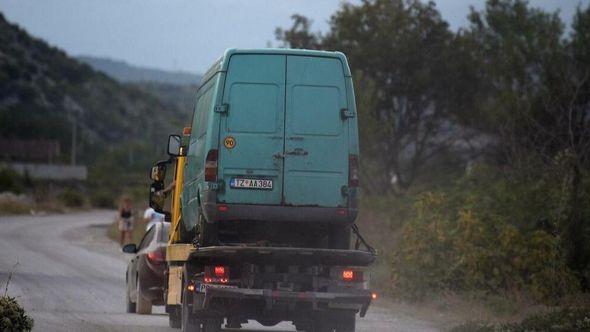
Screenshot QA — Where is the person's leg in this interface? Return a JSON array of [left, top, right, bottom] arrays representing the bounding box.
[[119, 231, 125, 246]]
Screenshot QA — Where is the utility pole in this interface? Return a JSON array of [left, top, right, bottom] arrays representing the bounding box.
[[71, 114, 77, 166]]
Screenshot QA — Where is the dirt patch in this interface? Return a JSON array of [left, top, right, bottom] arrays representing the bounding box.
[[62, 221, 126, 260]]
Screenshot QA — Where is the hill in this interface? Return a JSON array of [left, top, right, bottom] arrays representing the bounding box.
[[77, 56, 202, 86], [0, 13, 191, 192]]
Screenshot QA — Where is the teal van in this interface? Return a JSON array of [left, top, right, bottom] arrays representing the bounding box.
[[180, 49, 360, 248]]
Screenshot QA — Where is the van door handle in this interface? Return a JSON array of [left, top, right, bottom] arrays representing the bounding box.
[[285, 148, 308, 156], [273, 152, 285, 159]]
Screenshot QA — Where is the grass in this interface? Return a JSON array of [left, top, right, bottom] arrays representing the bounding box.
[[353, 193, 590, 330], [450, 306, 590, 331], [0, 200, 32, 215]]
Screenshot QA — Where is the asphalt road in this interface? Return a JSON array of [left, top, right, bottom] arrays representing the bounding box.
[[0, 210, 438, 332]]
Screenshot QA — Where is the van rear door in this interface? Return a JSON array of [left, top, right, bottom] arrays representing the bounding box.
[[217, 54, 285, 205], [283, 56, 349, 207]]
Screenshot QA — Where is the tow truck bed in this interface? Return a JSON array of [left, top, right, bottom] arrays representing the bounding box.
[[187, 246, 376, 266]]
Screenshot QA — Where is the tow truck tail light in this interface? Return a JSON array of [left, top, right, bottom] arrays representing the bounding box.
[[349, 154, 359, 187], [214, 266, 225, 277], [205, 265, 229, 284], [342, 269, 354, 280], [339, 268, 364, 282], [205, 149, 218, 182]]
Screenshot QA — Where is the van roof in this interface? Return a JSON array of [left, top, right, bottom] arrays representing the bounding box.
[[201, 48, 351, 85]]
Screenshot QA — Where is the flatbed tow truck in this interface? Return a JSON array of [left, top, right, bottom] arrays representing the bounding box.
[[148, 49, 376, 332], [151, 131, 376, 332]]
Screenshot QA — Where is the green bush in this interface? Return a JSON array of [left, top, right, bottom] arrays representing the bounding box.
[[392, 165, 580, 301], [450, 321, 495, 332], [0, 296, 33, 332], [0, 200, 31, 215], [58, 188, 84, 207], [0, 168, 23, 194], [89, 189, 115, 208]]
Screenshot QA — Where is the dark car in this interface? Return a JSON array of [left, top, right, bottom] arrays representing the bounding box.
[[122, 222, 169, 314]]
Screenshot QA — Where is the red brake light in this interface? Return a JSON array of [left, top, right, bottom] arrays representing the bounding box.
[[214, 266, 225, 277], [349, 154, 359, 187], [205, 149, 218, 182], [205, 265, 229, 284], [342, 270, 354, 281], [147, 249, 165, 264]]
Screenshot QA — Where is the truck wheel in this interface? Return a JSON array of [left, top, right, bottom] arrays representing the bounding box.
[[226, 317, 243, 329], [329, 225, 351, 250], [335, 312, 355, 332], [169, 306, 181, 328], [311, 317, 333, 332], [125, 284, 136, 313], [202, 318, 221, 332], [197, 208, 218, 247], [179, 223, 195, 243], [136, 278, 152, 314], [257, 319, 280, 327]]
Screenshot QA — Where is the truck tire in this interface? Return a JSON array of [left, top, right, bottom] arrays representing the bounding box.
[[310, 317, 332, 332], [257, 319, 280, 327], [197, 208, 218, 247], [169, 306, 181, 328], [335, 312, 355, 332], [179, 223, 195, 243], [136, 278, 152, 314], [202, 318, 221, 332], [329, 225, 351, 250]]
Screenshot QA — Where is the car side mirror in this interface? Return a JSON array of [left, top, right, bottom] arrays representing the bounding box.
[[122, 243, 137, 254], [167, 135, 181, 156]]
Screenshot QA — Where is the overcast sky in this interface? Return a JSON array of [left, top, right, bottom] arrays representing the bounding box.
[[0, 0, 587, 74]]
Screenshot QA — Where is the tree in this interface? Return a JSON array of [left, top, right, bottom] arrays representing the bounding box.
[[278, 0, 481, 194], [275, 14, 321, 49], [464, 0, 590, 284]]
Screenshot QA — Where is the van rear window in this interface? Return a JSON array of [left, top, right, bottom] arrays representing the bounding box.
[[227, 83, 280, 134], [291, 85, 341, 136]]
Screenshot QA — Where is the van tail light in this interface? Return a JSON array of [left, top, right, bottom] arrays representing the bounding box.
[[205, 149, 218, 182], [147, 249, 165, 264], [349, 154, 359, 187]]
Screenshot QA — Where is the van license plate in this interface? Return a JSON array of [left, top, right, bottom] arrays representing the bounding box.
[[230, 178, 273, 190]]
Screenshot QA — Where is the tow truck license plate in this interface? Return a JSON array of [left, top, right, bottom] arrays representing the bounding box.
[[197, 283, 238, 292], [230, 178, 273, 190]]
